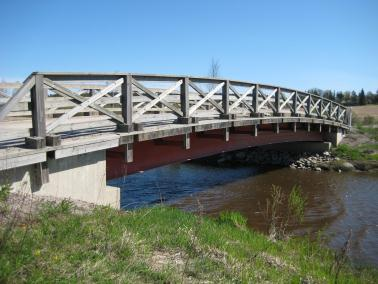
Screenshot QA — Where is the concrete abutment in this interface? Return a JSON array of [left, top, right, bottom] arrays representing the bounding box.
[[1, 150, 120, 209]]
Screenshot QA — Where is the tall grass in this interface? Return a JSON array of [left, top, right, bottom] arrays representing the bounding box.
[[0, 187, 377, 282]]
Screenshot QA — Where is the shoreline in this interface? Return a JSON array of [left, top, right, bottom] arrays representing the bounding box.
[[1, 195, 377, 282]]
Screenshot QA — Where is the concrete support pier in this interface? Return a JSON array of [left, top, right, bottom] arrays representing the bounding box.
[[323, 127, 344, 146], [1, 150, 120, 209]]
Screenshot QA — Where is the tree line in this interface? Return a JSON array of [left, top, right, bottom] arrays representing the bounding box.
[[307, 88, 378, 106]]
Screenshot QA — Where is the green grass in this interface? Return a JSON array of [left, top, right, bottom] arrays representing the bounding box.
[[1, 202, 377, 283], [333, 144, 378, 161], [356, 125, 378, 142]]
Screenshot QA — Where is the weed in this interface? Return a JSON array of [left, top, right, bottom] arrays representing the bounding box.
[[218, 211, 247, 229], [262, 185, 306, 240]]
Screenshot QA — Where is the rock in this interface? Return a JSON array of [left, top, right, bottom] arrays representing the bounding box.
[[340, 162, 355, 171], [315, 167, 321, 171], [323, 151, 330, 156]]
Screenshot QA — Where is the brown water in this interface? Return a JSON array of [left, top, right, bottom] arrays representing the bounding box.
[[110, 164, 378, 267]]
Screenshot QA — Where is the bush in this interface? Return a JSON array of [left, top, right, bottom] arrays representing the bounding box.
[[0, 184, 11, 214]]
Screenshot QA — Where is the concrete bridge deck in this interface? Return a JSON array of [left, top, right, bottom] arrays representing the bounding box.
[[0, 72, 351, 208]]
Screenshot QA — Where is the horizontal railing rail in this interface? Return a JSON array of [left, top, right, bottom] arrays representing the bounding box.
[[0, 72, 352, 146]]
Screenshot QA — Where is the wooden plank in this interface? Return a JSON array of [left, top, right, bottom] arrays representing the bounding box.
[[54, 139, 119, 159], [43, 78, 124, 125], [296, 95, 308, 113], [189, 82, 224, 116], [133, 80, 182, 119], [0, 75, 35, 120], [310, 98, 321, 114], [229, 85, 254, 112], [257, 88, 277, 112], [279, 91, 295, 111], [46, 78, 124, 132], [132, 79, 183, 117], [188, 80, 224, 113]]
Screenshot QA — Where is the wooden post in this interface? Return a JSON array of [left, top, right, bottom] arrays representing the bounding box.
[[274, 123, 279, 134], [30, 74, 46, 137], [307, 93, 312, 117], [178, 77, 191, 124], [183, 133, 190, 149], [348, 108, 352, 127], [30, 75, 48, 186], [34, 162, 49, 187], [253, 124, 258, 136], [307, 123, 311, 132], [293, 122, 297, 132], [292, 91, 298, 116], [220, 80, 231, 119], [125, 143, 133, 163], [224, 127, 230, 141], [336, 104, 340, 122], [120, 75, 133, 131], [223, 80, 229, 115], [329, 102, 333, 120], [275, 87, 280, 116], [252, 84, 259, 116], [319, 98, 323, 118]]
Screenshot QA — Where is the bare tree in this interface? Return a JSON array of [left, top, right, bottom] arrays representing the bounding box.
[[208, 58, 220, 79], [207, 58, 220, 93]]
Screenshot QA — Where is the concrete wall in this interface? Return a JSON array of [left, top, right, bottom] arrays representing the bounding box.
[[1, 150, 120, 209], [323, 127, 344, 146]]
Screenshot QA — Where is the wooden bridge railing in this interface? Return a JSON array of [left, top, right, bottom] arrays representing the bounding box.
[[0, 72, 352, 146]]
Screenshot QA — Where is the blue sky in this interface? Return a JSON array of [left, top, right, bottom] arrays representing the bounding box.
[[1, 0, 377, 92]]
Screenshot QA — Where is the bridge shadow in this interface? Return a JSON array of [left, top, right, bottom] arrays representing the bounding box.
[[108, 159, 282, 210]]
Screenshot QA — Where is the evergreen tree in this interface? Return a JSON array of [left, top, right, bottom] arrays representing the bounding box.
[[358, 89, 367, 105], [336, 91, 344, 103], [351, 91, 358, 105]]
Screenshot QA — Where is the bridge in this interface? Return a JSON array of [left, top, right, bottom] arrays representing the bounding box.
[[0, 72, 351, 208]]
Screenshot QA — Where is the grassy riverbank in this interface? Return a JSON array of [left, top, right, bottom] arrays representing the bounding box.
[[332, 106, 378, 167], [1, 198, 377, 283]]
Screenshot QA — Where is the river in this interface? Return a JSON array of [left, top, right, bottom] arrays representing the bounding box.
[[108, 163, 378, 267]]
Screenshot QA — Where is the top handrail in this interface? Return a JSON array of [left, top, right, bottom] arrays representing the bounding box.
[[1, 71, 347, 108]]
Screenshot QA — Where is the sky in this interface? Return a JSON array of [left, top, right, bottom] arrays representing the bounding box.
[[0, 0, 377, 92]]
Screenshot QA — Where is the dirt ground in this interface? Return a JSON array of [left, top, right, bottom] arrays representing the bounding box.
[[351, 105, 378, 119]]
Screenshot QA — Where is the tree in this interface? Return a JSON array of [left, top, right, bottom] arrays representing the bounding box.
[[323, 90, 334, 100], [336, 91, 344, 103], [358, 89, 367, 105], [308, 88, 322, 96], [351, 91, 358, 105], [207, 58, 220, 92], [208, 58, 220, 78], [343, 91, 351, 105]]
